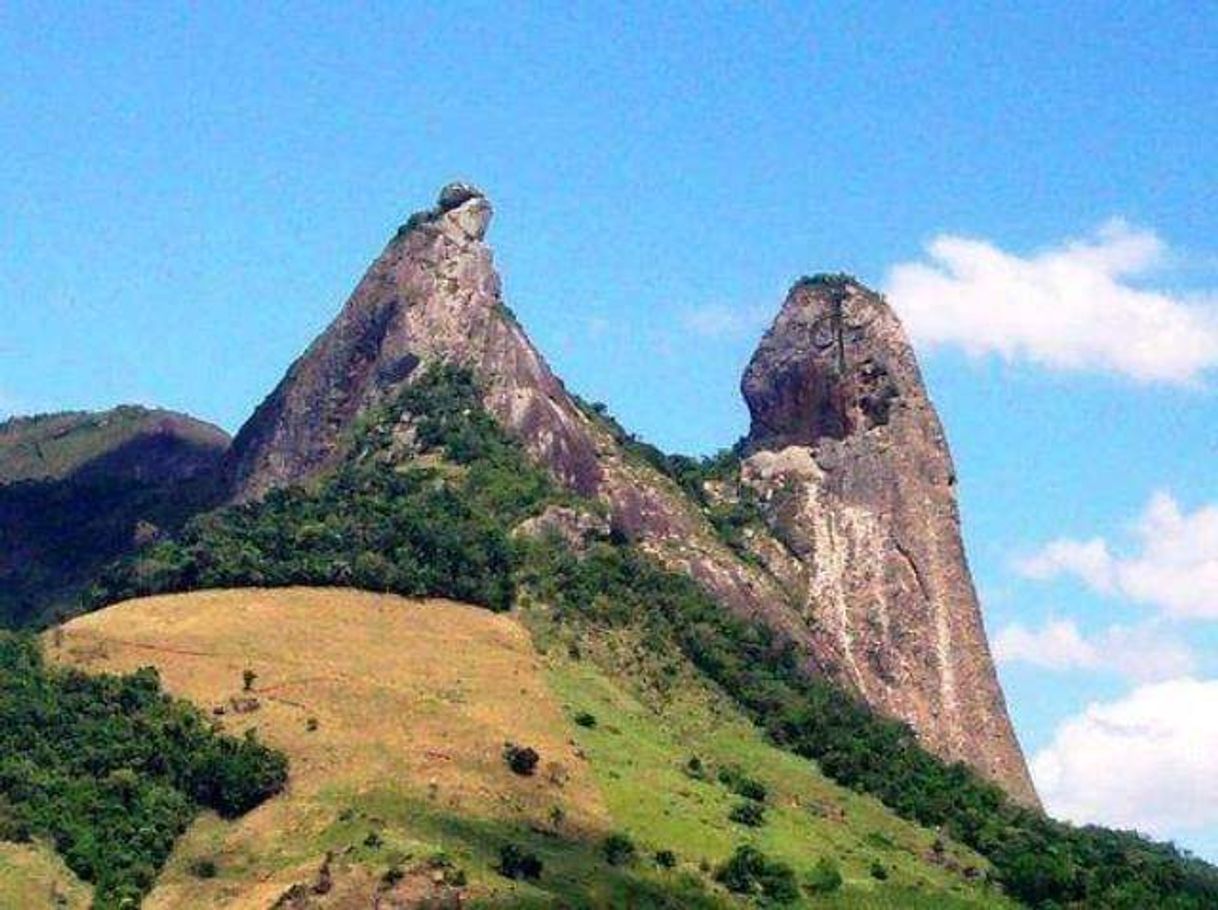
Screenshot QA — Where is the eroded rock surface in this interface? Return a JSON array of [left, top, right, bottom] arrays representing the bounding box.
[[226, 187, 1037, 805], [740, 276, 1038, 807]]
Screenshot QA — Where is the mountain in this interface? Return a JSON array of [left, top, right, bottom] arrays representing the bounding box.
[[0, 406, 228, 626], [8, 186, 1218, 908], [738, 277, 1035, 807], [223, 184, 1034, 806]]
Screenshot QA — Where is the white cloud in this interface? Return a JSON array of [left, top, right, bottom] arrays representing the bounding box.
[[1017, 492, 1218, 619], [994, 618, 1097, 671], [1016, 538, 1116, 593], [993, 618, 1195, 683], [1032, 678, 1218, 837], [885, 219, 1218, 383]]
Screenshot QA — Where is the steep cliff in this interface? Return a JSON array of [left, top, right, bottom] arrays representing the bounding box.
[[225, 185, 1036, 805], [739, 275, 1037, 807], [226, 184, 812, 645]]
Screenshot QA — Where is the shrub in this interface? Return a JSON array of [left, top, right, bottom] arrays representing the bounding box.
[[683, 756, 705, 779], [573, 711, 597, 728], [870, 859, 889, 880], [498, 844, 543, 880], [242, 668, 257, 691], [0, 633, 285, 907], [603, 832, 637, 866], [718, 764, 767, 802], [654, 849, 677, 869], [729, 801, 766, 828], [188, 857, 218, 879], [716, 845, 799, 902], [805, 856, 843, 895], [503, 742, 540, 776]]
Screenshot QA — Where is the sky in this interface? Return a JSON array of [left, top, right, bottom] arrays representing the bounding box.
[[3, 0, 1218, 859]]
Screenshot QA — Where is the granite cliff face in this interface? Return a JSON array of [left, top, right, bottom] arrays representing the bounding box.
[[739, 277, 1038, 806], [226, 185, 812, 647], [227, 185, 1037, 805]]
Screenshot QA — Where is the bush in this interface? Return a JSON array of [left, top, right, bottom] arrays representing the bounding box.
[[573, 711, 597, 728], [684, 756, 705, 779], [503, 743, 540, 776], [728, 801, 766, 828], [718, 764, 767, 802], [188, 857, 218, 879], [870, 859, 889, 880], [498, 843, 543, 880], [716, 845, 799, 903], [654, 849, 677, 869], [805, 856, 843, 895], [603, 832, 637, 866]]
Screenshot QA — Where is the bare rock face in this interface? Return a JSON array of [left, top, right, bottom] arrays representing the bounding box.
[[225, 184, 810, 653], [227, 183, 602, 500], [740, 276, 1039, 807], [513, 505, 610, 551], [227, 187, 1036, 806]]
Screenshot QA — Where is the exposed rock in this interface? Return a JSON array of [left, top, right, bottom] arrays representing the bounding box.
[[225, 186, 1037, 806], [740, 276, 1039, 807], [513, 505, 610, 551]]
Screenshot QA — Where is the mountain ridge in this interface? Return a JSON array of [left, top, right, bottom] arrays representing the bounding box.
[[221, 183, 1035, 806]]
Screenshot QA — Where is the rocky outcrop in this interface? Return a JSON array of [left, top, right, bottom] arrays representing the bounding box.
[[739, 276, 1039, 807], [226, 185, 1037, 805], [226, 184, 814, 649]]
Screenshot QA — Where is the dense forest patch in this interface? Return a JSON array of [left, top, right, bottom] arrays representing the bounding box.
[[0, 633, 285, 908]]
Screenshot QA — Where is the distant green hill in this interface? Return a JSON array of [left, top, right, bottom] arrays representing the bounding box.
[[0, 406, 229, 627]]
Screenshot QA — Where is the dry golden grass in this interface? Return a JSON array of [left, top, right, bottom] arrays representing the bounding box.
[[0, 842, 92, 910], [50, 588, 609, 908]]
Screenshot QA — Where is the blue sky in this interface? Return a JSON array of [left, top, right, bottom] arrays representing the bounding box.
[[3, 1, 1217, 859]]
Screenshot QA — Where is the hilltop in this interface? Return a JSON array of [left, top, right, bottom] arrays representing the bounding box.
[[0, 406, 228, 627]]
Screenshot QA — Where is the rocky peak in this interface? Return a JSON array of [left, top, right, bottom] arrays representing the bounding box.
[[224, 187, 1038, 807], [396, 181, 493, 244], [738, 276, 1039, 807], [226, 182, 602, 501], [742, 275, 907, 451]]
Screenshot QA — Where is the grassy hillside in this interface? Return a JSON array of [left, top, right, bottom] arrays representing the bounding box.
[[0, 407, 227, 484], [0, 842, 92, 909], [41, 588, 1009, 909]]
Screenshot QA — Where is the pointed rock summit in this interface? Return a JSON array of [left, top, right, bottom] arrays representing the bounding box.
[[227, 186, 1037, 806], [739, 276, 1039, 807], [227, 182, 601, 501]]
